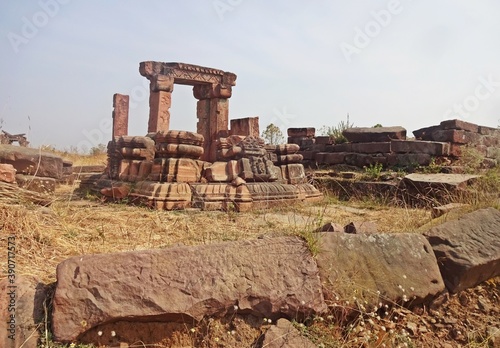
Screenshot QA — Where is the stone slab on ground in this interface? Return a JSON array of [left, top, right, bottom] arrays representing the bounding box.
[[404, 173, 480, 188], [343, 126, 406, 143], [15, 174, 56, 193], [261, 318, 316, 348], [316, 233, 445, 308], [0, 276, 47, 348], [0, 144, 63, 179], [52, 236, 327, 343], [423, 208, 500, 293]]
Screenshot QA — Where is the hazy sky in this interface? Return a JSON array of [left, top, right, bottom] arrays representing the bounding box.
[[1, 0, 500, 151]]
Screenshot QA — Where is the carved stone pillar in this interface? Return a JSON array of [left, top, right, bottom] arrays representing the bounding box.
[[148, 76, 174, 134], [194, 84, 232, 162], [112, 93, 129, 138]]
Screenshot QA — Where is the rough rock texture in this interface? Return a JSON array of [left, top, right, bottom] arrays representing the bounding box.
[[344, 221, 378, 234], [0, 163, 16, 183], [316, 233, 445, 308], [261, 318, 316, 348], [424, 208, 500, 293], [52, 236, 326, 343], [0, 144, 63, 179], [0, 276, 47, 348]]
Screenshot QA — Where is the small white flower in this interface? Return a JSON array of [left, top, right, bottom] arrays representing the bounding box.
[[231, 330, 236, 335], [403, 275, 407, 279], [267, 318, 272, 324], [97, 331, 103, 337], [233, 305, 239, 311], [410, 287, 415, 291], [301, 300, 306, 305], [111, 331, 116, 337], [190, 328, 196, 333], [381, 326, 386, 331]]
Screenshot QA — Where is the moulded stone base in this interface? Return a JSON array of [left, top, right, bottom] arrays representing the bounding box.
[[129, 181, 192, 210], [191, 183, 252, 212], [296, 183, 323, 203], [246, 182, 299, 208]]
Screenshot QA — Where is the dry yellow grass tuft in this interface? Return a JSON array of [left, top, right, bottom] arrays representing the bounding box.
[[1, 183, 435, 285]]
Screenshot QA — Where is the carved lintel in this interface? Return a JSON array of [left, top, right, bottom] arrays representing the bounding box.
[[150, 75, 174, 93], [140, 61, 237, 87]]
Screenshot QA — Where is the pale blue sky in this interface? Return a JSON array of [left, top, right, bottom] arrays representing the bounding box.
[[1, 0, 500, 151]]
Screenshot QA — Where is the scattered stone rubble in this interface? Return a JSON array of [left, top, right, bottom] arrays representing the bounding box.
[[0, 144, 64, 195], [291, 119, 500, 170], [1, 207, 498, 347]]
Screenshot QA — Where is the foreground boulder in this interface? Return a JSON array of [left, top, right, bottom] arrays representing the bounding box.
[[52, 236, 326, 343], [0, 276, 47, 348], [0, 144, 63, 179], [424, 207, 500, 293], [316, 233, 445, 308]]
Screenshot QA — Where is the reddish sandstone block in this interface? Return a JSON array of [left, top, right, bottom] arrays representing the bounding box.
[[386, 153, 431, 167], [298, 151, 314, 160], [315, 136, 333, 145], [440, 119, 479, 133], [230, 117, 259, 137], [324, 152, 346, 164], [281, 164, 306, 184], [345, 153, 387, 167], [279, 154, 303, 164], [478, 126, 500, 136], [276, 143, 300, 155], [413, 125, 440, 141], [287, 127, 315, 137], [351, 142, 391, 154], [326, 143, 352, 152], [343, 126, 406, 143], [431, 130, 480, 144], [391, 140, 450, 156]]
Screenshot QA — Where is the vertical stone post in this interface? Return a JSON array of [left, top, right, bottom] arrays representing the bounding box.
[[148, 75, 174, 134], [112, 94, 129, 138], [194, 84, 232, 162], [196, 98, 211, 161]]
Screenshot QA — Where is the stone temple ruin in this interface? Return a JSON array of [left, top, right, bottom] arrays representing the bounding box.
[[91, 62, 322, 210]]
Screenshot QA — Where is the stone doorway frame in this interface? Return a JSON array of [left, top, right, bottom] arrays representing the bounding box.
[[139, 61, 237, 162]]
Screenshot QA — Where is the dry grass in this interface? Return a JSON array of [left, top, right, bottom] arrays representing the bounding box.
[[1, 184, 436, 286]]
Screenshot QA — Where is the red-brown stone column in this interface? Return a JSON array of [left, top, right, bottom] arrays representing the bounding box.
[[112, 94, 129, 138], [196, 99, 211, 161], [209, 98, 230, 162], [148, 76, 174, 134], [194, 84, 232, 162]]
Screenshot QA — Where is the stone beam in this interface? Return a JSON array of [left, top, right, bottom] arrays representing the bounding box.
[[140, 61, 236, 88]]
